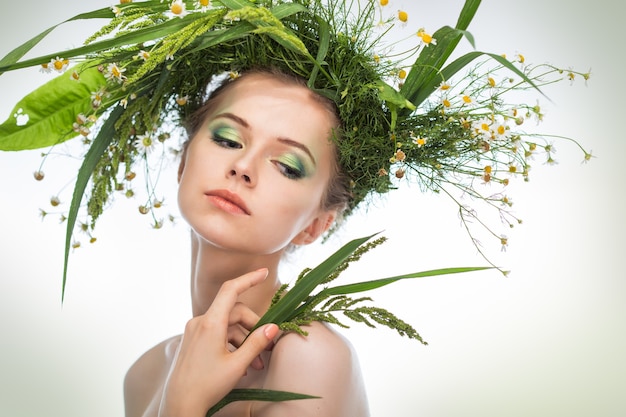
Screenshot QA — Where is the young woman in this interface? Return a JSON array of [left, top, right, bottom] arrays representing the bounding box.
[[123, 69, 370, 416]]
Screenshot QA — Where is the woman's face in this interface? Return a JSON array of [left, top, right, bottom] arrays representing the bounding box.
[[178, 74, 338, 255]]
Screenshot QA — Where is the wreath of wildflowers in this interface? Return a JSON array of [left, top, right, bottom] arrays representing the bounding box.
[[0, 0, 592, 411], [0, 0, 590, 292]]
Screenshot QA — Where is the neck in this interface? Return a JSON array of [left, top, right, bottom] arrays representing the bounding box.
[[189, 232, 284, 317]]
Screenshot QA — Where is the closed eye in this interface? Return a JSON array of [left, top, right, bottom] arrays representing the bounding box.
[[273, 154, 307, 180], [211, 126, 242, 149]]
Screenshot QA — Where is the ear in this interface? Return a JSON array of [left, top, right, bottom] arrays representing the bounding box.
[[291, 210, 337, 246]]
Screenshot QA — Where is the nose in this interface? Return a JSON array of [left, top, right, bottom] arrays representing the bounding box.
[[229, 169, 252, 184], [228, 153, 257, 186]]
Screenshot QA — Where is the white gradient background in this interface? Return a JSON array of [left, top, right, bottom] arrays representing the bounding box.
[[0, 1, 624, 416]]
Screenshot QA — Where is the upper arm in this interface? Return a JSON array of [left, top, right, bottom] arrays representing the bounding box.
[[252, 322, 369, 417]]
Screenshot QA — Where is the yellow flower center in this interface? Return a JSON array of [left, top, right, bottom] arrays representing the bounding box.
[[488, 77, 495, 87], [442, 99, 451, 108], [200, 0, 210, 6], [497, 125, 506, 135], [398, 69, 406, 79], [53, 60, 64, 70], [462, 95, 472, 104], [421, 33, 433, 44], [380, 0, 389, 6], [171, 2, 183, 14], [398, 10, 408, 22]]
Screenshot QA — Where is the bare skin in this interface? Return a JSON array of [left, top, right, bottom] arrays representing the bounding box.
[[123, 74, 370, 417]]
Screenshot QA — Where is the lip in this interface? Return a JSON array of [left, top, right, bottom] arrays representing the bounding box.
[[205, 189, 251, 215]]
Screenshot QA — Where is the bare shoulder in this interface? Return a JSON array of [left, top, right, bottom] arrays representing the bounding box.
[[254, 322, 370, 417], [124, 335, 181, 417]]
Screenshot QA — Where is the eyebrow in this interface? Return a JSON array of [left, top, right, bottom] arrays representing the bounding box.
[[213, 112, 317, 165]]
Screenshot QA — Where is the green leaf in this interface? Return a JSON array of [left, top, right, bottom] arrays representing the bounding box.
[[206, 389, 318, 416], [0, 65, 105, 151], [61, 104, 124, 301], [400, 0, 481, 110], [255, 233, 379, 329], [319, 266, 492, 297], [0, 13, 207, 73], [0, 7, 114, 75]]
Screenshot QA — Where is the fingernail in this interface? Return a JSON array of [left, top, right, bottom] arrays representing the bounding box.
[[264, 323, 279, 340], [257, 267, 269, 279]]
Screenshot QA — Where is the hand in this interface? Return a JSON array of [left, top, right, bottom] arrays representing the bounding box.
[[159, 268, 279, 417]]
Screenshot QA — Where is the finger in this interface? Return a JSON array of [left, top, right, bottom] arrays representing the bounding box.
[[209, 268, 269, 319], [228, 302, 261, 330], [233, 324, 279, 370]]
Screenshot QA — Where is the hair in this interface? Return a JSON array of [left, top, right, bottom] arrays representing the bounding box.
[[181, 67, 354, 221]]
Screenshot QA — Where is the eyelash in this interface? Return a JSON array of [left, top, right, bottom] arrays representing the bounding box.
[[210, 127, 306, 180]]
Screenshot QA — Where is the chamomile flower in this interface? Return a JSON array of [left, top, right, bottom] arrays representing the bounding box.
[[50, 57, 69, 73], [417, 29, 436, 47], [195, 0, 211, 11], [111, 6, 122, 17], [134, 132, 156, 154], [104, 63, 126, 84], [40, 63, 52, 74], [69, 70, 80, 81], [397, 10, 408, 23], [176, 95, 189, 106], [169, 0, 187, 18], [137, 50, 150, 61]]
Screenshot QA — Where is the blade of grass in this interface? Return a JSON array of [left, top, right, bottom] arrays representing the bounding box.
[[255, 233, 379, 328], [206, 389, 318, 416], [61, 104, 124, 301]]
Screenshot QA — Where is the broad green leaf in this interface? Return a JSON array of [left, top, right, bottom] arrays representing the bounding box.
[[0, 65, 105, 151], [207, 389, 318, 416], [61, 104, 124, 301]]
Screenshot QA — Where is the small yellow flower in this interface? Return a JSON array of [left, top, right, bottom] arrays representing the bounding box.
[[72, 241, 81, 249], [120, 0, 132, 3], [40, 63, 51, 74], [138, 205, 150, 215], [487, 76, 496, 87], [125, 171, 137, 181], [90, 237, 97, 244], [398, 69, 407, 79], [50, 196, 61, 207], [508, 165, 517, 173], [176, 95, 189, 106], [516, 53, 525, 64], [500, 235, 508, 252], [462, 95, 472, 104], [137, 50, 150, 61], [484, 165, 492, 174], [69, 71, 80, 81], [50, 57, 69, 73], [196, 0, 210, 10], [394, 149, 406, 162], [442, 98, 451, 108], [373, 54, 380, 64], [413, 136, 427, 148], [153, 199, 164, 209], [170, 0, 187, 17], [439, 82, 450, 91], [397, 10, 408, 23], [417, 29, 436, 47], [104, 63, 126, 84], [229, 70, 240, 80], [380, 0, 389, 6]]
